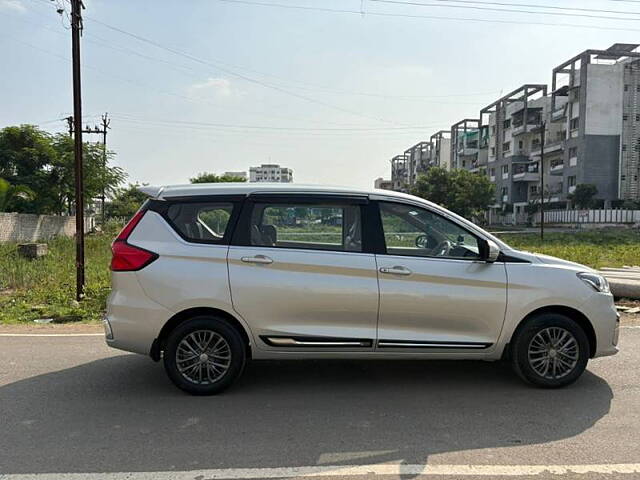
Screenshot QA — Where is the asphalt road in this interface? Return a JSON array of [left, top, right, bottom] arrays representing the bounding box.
[[1, 328, 639, 479]]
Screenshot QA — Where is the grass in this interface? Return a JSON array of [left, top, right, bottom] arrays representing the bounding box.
[[0, 227, 638, 325], [497, 228, 640, 269], [0, 233, 114, 325]]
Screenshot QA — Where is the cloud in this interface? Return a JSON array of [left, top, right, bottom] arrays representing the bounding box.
[[189, 77, 237, 98], [0, 0, 25, 12]]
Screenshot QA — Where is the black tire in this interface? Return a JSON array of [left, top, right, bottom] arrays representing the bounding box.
[[163, 315, 247, 395], [511, 313, 590, 388]]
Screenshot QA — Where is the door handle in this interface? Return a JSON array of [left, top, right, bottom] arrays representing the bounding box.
[[241, 255, 273, 265], [379, 266, 412, 276]]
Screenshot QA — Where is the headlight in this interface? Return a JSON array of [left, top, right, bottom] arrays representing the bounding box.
[[577, 272, 610, 293]]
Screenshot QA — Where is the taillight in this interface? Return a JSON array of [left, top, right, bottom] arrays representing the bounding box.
[[111, 210, 158, 272]]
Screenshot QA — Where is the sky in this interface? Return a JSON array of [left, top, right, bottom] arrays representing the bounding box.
[[2, 0, 640, 189]]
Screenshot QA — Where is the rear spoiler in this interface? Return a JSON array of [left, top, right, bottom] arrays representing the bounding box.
[[137, 185, 164, 199]]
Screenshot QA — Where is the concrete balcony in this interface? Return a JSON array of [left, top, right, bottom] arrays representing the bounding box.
[[569, 185, 576, 194], [502, 172, 509, 180], [512, 123, 540, 136], [457, 147, 478, 156], [569, 156, 578, 167], [512, 172, 540, 182], [490, 175, 496, 182], [550, 162, 564, 175], [530, 140, 564, 157], [551, 106, 567, 122]]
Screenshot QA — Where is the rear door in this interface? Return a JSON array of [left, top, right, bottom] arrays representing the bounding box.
[[228, 194, 379, 351], [374, 200, 507, 353]]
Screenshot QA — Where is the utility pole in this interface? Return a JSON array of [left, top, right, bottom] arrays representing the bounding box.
[[539, 121, 546, 241], [66, 116, 74, 137], [100, 113, 110, 224], [71, 0, 85, 301]]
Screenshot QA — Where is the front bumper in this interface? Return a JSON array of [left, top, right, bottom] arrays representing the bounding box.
[[581, 293, 619, 358]]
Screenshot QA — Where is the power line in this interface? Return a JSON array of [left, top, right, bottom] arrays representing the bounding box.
[[19, 0, 500, 101], [369, 0, 640, 22], [213, 0, 640, 33], [80, 18, 406, 125], [371, 0, 640, 17]]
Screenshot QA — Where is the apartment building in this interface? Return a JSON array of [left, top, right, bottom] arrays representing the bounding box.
[[390, 154, 410, 192], [249, 164, 293, 183], [451, 119, 481, 172], [480, 84, 555, 214], [374, 177, 393, 190], [383, 43, 640, 211], [429, 131, 452, 170], [551, 43, 640, 204]]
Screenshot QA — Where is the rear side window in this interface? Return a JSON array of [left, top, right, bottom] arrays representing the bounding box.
[[250, 203, 362, 252], [166, 202, 234, 243]]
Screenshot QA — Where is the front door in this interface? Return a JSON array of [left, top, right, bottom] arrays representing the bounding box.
[[228, 195, 379, 351], [374, 201, 507, 352]]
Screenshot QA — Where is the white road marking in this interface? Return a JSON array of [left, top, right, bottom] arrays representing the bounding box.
[[3, 464, 640, 479], [0, 333, 103, 337]]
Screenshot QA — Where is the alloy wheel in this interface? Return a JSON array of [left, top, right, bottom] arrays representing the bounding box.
[[176, 330, 232, 385], [527, 327, 579, 380]]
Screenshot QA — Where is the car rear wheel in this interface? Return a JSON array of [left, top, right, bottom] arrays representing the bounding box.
[[163, 316, 247, 395], [511, 313, 589, 388]]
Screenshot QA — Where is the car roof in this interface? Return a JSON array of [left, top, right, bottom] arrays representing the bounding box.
[[139, 182, 415, 201]]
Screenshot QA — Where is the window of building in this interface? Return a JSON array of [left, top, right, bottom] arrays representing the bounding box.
[[490, 147, 496, 156], [624, 114, 629, 121], [502, 164, 509, 174], [379, 202, 480, 260], [623, 144, 627, 152], [501, 187, 508, 196], [518, 140, 523, 149], [490, 168, 496, 176], [636, 114, 640, 122], [625, 84, 630, 92], [249, 202, 362, 252], [568, 176, 577, 187], [569, 146, 577, 157], [570, 117, 579, 130], [502, 141, 511, 152], [636, 85, 640, 92], [503, 119, 511, 129]]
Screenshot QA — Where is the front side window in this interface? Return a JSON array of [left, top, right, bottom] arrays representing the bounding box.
[[379, 202, 480, 260], [167, 202, 234, 242], [249, 202, 362, 252]]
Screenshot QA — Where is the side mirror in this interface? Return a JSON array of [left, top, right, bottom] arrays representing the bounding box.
[[479, 239, 500, 263]]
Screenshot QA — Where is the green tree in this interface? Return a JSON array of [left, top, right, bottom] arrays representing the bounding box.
[[411, 167, 495, 219], [189, 172, 246, 183], [50, 134, 127, 215], [105, 183, 149, 219], [568, 184, 598, 209], [0, 125, 126, 214], [0, 178, 36, 212], [0, 125, 57, 213]]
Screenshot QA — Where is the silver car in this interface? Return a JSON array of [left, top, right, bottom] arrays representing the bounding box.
[[105, 184, 619, 395]]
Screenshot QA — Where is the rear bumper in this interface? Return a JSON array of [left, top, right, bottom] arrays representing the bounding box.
[[105, 272, 173, 355]]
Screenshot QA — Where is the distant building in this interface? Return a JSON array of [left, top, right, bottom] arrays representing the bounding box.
[[249, 164, 293, 183], [224, 171, 247, 180], [374, 177, 393, 190]]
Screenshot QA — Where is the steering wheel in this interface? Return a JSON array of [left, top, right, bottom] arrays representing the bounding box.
[[430, 240, 452, 257], [415, 234, 429, 249]]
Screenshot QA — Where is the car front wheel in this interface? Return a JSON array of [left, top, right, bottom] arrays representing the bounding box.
[[163, 316, 247, 395], [511, 313, 590, 388]]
